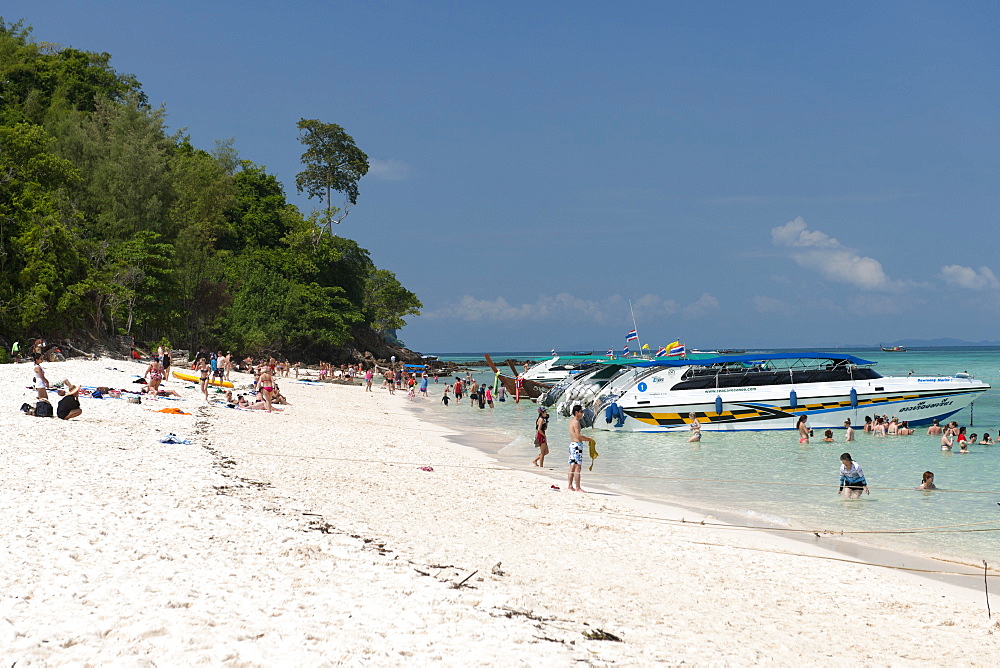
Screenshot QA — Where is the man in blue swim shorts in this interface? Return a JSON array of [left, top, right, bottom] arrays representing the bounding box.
[[567, 405, 587, 492]]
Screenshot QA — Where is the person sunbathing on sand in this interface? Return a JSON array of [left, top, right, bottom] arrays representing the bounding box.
[[141, 385, 182, 398], [56, 379, 83, 420]]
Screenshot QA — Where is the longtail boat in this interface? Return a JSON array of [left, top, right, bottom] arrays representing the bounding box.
[[483, 353, 548, 402]]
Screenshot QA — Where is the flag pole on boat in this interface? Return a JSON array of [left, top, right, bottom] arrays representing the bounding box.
[[629, 299, 643, 358]]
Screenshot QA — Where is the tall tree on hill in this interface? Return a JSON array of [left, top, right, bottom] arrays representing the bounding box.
[[294, 119, 369, 232]]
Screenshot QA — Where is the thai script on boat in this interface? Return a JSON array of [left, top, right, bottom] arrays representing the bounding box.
[[898, 398, 954, 412]]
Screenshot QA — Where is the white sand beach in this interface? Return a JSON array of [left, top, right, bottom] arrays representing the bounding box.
[[3, 358, 1000, 665]]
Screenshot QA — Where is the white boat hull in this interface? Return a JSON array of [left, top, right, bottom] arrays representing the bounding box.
[[594, 377, 987, 432]]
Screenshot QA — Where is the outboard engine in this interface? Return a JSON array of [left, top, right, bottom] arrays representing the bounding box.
[[580, 407, 596, 428]]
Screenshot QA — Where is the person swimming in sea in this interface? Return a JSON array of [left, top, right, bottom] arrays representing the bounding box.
[[687, 412, 702, 443], [797, 415, 809, 444], [838, 453, 869, 499], [918, 471, 936, 490], [941, 432, 954, 451]]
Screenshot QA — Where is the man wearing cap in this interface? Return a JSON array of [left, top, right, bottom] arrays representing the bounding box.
[[532, 406, 549, 467]]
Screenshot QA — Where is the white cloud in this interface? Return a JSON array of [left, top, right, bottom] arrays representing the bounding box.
[[424, 295, 536, 322], [771, 216, 903, 291], [940, 265, 1000, 291], [770, 217, 840, 249], [632, 293, 680, 319], [751, 295, 792, 315], [423, 292, 714, 324], [368, 158, 410, 181], [683, 293, 720, 319]]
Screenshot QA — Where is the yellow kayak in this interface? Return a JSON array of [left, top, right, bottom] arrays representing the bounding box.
[[171, 369, 234, 388]]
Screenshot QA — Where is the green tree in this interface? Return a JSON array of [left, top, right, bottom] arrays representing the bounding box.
[[294, 119, 369, 230], [363, 268, 422, 337], [0, 122, 84, 333], [0, 19, 145, 125]]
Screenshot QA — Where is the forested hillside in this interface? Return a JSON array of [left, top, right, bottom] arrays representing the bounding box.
[[0, 19, 421, 360]]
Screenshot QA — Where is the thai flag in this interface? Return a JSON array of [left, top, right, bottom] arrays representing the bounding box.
[[668, 343, 685, 357], [625, 329, 639, 342], [656, 346, 667, 357], [606, 348, 614, 357], [622, 346, 630, 356]]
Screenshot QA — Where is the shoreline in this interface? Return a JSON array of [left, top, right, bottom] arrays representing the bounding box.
[[4, 358, 1000, 663], [406, 400, 1000, 593]]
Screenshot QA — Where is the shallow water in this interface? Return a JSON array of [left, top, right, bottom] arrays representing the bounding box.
[[421, 348, 1000, 566]]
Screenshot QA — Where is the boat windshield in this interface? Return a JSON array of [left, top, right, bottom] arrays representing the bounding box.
[[670, 357, 881, 391]]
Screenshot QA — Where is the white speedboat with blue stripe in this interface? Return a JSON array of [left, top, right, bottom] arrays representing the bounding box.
[[589, 353, 988, 432]]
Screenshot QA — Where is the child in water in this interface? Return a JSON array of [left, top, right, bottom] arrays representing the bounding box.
[[822, 429, 834, 442], [918, 471, 936, 490]]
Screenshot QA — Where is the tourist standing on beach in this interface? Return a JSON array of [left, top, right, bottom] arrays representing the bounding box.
[[386, 368, 396, 395], [365, 367, 374, 392], [532, 407, 549, 467], [161, 347, 171, 378], [258, 366, 275, 412], [838, 453, 869, 499], [797, 415, 809, 443], [419, 373, 429, 398], [567, 405, 588, 492], [454, 378, 463, 401], [32, 353, 50, 400], [196, 357, 210, 402]]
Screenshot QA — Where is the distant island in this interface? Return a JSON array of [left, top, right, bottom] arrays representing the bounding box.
[[877, 338, 1000, 347]]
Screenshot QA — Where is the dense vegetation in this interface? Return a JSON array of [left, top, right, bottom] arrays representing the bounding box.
[[0, 19, 421, 359]]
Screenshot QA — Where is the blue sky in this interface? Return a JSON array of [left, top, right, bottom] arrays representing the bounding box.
[[8, 1, 1000, 352]]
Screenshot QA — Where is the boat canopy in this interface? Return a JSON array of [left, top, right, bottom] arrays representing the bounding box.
[[601, 352, 875, 369]]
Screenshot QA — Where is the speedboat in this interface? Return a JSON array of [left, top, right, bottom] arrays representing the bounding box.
[[582, 353, 987, 433], [522, 355, 600, 384]]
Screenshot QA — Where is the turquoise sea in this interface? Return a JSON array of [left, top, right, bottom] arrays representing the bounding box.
[[416, 348, 1000, 568]]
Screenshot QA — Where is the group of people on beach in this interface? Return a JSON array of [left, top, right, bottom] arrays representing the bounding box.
[[439, 375, 505, 409], [24, 353, 83, 420]]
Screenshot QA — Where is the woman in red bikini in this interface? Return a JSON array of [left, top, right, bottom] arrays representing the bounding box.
[[258, 368, 275, 413]]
